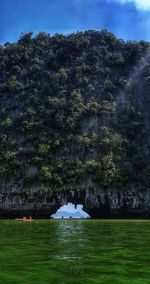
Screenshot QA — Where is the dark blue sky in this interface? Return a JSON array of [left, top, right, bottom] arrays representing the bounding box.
[[0, 0, 150, 44]]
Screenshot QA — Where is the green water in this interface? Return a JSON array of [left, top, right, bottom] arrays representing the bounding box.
[[0, 220, 150, 284]]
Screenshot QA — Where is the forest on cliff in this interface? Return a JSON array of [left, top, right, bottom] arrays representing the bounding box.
[[0, 30, 150, 192]]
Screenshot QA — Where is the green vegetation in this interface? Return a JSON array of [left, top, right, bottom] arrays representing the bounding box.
[[0, 30, 150, 191]]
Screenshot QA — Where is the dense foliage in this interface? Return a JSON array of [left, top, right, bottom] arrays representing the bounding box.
[[0, 30, 150, 191]]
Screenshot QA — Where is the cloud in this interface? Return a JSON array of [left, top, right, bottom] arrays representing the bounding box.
[[113, 0, 150, 10]]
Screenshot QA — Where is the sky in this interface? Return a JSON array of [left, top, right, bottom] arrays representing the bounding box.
[[51, 203, 90, 218], [0, 0, 150, 44]]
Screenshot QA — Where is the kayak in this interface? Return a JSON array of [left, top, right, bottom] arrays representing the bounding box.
[[15, 218, 33, 222]]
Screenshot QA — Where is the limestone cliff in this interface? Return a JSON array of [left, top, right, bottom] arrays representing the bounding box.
[[0, 30, 150, 217]]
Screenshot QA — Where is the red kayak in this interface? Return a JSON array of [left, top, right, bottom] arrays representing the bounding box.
[[15, 217, 33, 222]]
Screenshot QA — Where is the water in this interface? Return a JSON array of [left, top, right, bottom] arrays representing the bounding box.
[[0, 220, 150, 284]]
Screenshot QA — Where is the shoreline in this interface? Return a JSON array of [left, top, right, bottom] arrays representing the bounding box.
[[0, 208, 150, 219]]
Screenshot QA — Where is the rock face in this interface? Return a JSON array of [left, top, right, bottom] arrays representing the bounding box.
[[1, 31, 150, 218], [1, 187, 150, 218]]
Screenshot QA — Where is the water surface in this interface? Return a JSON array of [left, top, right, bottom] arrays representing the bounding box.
[[0, 220, 149, 284]]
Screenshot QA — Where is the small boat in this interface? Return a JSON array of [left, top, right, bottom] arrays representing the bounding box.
[[15, 217, 33, 222]]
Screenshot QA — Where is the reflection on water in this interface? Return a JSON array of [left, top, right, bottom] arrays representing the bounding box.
[[0, 220, 150, 284]]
